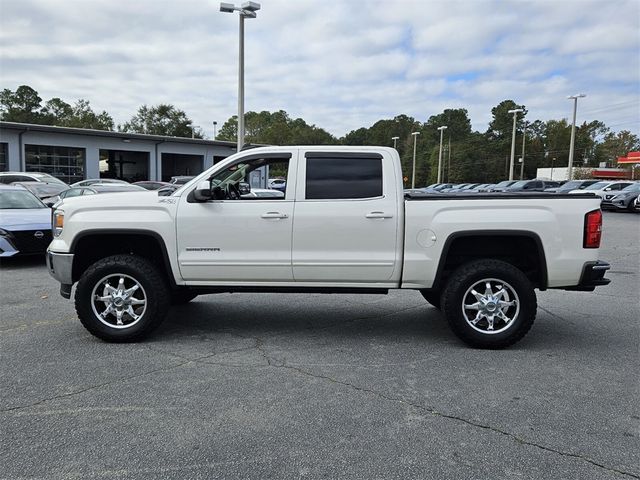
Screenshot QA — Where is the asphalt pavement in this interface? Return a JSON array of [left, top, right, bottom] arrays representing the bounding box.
[[1, 211, 638, 480]]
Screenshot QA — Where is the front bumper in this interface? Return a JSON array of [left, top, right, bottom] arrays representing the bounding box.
[[562, 261, 611, 291], [46, 251, 74, 298]]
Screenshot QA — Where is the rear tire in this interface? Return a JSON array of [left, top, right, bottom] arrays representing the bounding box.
[[441, 259, 536, 349], [75, 254, 170, 342]]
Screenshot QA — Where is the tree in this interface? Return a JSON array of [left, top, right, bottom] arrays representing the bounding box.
[[120, 104, 203, 138], [595, 130, 640, 166], [486, 100, 528, 140], [0, 85, 45, 123], [217, 110, 337, 145]]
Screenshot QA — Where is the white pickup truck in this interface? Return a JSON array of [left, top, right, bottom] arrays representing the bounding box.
[[47, 146, 610, 348]]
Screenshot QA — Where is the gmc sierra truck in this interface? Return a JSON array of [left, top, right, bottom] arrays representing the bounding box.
[[47, 146, 610, 348]]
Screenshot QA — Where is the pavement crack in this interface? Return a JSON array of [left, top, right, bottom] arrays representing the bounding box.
[[275, 362, 639, 478], [0, 359, 191, 413], [1, 341, 265, 413]]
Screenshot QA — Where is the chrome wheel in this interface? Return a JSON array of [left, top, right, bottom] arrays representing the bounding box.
[[90, 273, 147, 329], [461, 278, 520, 335]]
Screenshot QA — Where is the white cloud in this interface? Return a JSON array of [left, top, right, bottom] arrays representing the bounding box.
[[0, 0, 638, 137]]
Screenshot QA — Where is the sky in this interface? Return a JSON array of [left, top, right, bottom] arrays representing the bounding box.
[[0, 0, 639, 139]]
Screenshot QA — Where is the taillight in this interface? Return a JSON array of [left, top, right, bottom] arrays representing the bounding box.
[[583, 209, 602, 248]]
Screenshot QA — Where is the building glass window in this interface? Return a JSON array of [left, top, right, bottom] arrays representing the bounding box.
[[25, 145, 85, 184], [0, 143, 7, 172]]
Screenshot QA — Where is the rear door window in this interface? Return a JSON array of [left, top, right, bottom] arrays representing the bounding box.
[[305, 155, 383, 200]]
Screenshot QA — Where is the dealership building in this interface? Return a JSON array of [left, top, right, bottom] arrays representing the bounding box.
[[0, 121, 238, 184]]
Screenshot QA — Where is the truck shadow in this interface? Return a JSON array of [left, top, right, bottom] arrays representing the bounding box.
[[155, 295, 453, 343]]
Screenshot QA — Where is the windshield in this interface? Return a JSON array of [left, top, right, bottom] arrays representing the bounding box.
[[19, 183, 67, 197], [507, 181, 528, 189], [32, 174, 68, 187], [494, 180, 514, 188], [0, 190, 46, 209], [584, 182, 608, 190], [559, 181, 581, 189]]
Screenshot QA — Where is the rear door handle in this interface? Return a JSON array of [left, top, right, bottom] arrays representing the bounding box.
[[261, 212, 288, 219], [365, 211, 393, 219]]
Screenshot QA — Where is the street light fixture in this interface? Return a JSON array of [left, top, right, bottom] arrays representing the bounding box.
[[507, 108, 524, 180], [437, 126, 448, 183], [220, 1, 261, 151], [391, 136, 399, 149], [411, 131, 420, 188], [567, 94, 586, 180]]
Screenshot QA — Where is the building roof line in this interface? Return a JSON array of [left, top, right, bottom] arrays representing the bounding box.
[[0, 121, 238, 148]]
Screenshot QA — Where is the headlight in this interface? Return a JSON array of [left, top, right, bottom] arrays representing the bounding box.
[[0, 227, 9, 236], [52, 210, 64, 237]]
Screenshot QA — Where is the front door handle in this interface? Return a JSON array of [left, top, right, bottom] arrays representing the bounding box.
[[261, 212, 289, 219], [365, 211, 393, 219]]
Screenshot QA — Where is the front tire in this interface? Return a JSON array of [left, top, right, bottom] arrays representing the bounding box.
[[75, 254, 170, 342], [441, 259, 536, 348]]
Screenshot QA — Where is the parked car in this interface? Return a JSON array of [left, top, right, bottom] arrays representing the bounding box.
[[268, 178, 287, 192], [157, 185, 180, 196], [467, 183, 494, 192], [0, 171, 68, 187], [489, 180, 518, 192], [170, 176, 195, 185], [71, 178, 129, 187], [11, 181, 68, 200], [47, 145, 610, 349], [634, 194, 640, 211], [134, 181, 174, 190], [42, 183, 148, 207], [570, 180, 634, 199], [242, 188, 285, 199], [601, 183, 640, 212], [0, 185, 52, 257], [425, 183, 456, 193], [505, 180, 561, 192], [544, 180, 599, 193]]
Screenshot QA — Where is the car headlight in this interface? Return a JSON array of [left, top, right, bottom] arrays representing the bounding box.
[[0, 227, 9, 236], [52, 210, 64, 237]]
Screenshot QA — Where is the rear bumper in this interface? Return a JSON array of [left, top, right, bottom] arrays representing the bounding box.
[[561, 261, 611, 291], [46, 250, 74, 298]]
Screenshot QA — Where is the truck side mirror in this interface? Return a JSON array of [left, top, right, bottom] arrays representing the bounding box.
[[193, 180, 213, 201], [239, 182, 251, 195]]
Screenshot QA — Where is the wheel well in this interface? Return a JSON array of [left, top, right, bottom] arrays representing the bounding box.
[[435, 233, 547, 290], [71, 232, 173, 286]]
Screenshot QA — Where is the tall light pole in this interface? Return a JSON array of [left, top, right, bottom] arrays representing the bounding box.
[[437, 126, 447, 183], [391, 136, 399, 149], [213, 121, 218, 140], [220, 1, 261, 151], [567, 94, 586, 180], [411, 131, 420, 188], [507, 108, 524, 180], [520, 121, 527, 180]]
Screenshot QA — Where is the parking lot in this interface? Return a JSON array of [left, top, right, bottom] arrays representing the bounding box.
[[0, 211, 638, 479]]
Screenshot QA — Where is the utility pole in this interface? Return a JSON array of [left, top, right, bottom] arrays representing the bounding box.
[[508, 108, 524, 180], [392, 136, 399, 149], [520, 122, 527, 180], [411, 131, 420, 188], [213, 121, 218, 140], [447, 135, 451, 182], [567, 94, 586, 180], [437, 126, 447, 183]]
